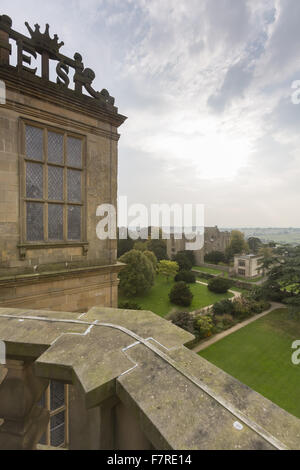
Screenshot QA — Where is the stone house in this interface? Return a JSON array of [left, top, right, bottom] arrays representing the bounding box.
[[234, 254, 262, 278]]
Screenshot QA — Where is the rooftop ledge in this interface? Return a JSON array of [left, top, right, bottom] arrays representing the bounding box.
[[0, 306, 300, 450]]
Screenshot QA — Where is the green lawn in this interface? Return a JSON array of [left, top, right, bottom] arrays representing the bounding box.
[[199, 309, 300, 418], [120, 275, 234, 317], [193, 266, 224, 275], [193, 266, 264, 284]]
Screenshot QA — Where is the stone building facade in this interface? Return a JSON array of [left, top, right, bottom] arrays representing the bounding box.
[[167, 226, 231, 265], [0, 15, 126, 313], [234, 254, 262, 279]]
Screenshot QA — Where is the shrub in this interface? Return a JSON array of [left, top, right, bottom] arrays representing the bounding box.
[[212, 299, 234, 316], [169, 281, 193, 307], [208, 277, 232, 294], [221, 314, 235, 328], [175, 271, 196, 284], [169, 311, 195, 334], [246, 286, 267, 302], [195, 315, 214, 339], [231, 298, 251, 320], [118, 301, 142, 310], [213, 314, 234, 331]]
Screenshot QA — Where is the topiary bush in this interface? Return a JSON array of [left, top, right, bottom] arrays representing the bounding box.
[[169, 281, 193, 307], [208, 277, 232, 294], [175, 270, 196, 284]]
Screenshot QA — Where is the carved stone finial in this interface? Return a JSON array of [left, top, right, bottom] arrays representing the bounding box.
[[0, 15, 12, 28], [25, 21, 64, 59]]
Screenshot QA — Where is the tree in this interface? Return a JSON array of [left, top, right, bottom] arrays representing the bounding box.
[[247, 237, 263, 254], [119, 250, 155, 297], [169, 282, 193, 307], [147, 239, 168, 261], [263, 245, 300, 309], [175, 271, 196, 284], [205, 251, 226, 265], [143, 250, 158, 271], [158, 260, 179, 281], [174, 252, 193, 272], [117, 236, 134, 258], [258, 246, 275, 275], [208, 277, 232, 294], [225, 230, 249, 261], [134, 240, 148, 252]]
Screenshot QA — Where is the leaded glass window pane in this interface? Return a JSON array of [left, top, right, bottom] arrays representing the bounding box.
[[48, 131, 63, 164], [68, 206, 81, 240], [67, 170, 81, 202], [26, 202, 43, 241], [50, 381, 65, 410], [48, 205, 63, 241], [48, 166, 63, 201], [50, 412, 65, 447], [26, 163, 43, 199], [25, 126, 43, 161], [67, 137, 82, 168]]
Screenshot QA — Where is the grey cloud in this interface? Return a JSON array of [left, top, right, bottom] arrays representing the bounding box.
[[207, 60, 254, 112]]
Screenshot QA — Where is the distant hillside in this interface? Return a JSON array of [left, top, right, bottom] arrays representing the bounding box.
[[221, 228, 300, 246]]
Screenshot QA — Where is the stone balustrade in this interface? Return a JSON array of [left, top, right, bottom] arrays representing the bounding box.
[[0, 306, 300, 450]]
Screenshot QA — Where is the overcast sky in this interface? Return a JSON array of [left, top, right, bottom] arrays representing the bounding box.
[[2, 0, 300, 227]]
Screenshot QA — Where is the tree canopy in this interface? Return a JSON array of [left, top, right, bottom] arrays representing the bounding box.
[[226, 230, 249, 261], [119, 250, 155, 297], [157, 260, 179, 281]]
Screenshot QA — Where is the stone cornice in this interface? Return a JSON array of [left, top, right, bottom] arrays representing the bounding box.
[[0, 262, 125, 288], [0, 66, 127, 129]]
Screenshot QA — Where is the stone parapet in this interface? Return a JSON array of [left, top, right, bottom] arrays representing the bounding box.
[[0, 306, 299, 450]]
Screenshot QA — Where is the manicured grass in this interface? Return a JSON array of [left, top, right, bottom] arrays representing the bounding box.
[[199, 309, 300, 418], [193, 266, 264, 284], [193, 266, 224, 275], [120, 275, 234, 317]]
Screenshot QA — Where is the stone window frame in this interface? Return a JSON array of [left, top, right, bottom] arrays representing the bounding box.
[[18, 119, 88, 259]]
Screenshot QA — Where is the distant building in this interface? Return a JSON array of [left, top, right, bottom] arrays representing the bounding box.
[[234, 254, 262, 278], [166, 226, 231, 265]]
